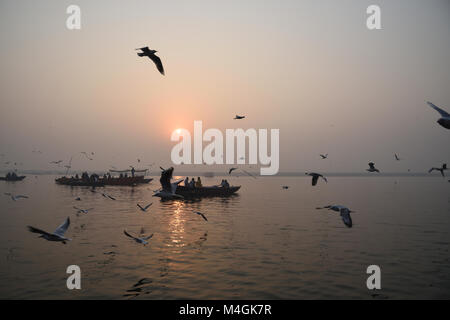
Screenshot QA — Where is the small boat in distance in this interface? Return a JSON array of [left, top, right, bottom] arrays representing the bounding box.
[[0, 172, 26, 181], [105, 169, 153, 186]]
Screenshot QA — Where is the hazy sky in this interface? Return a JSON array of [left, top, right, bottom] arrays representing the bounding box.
[[0, 0, 449, 174]]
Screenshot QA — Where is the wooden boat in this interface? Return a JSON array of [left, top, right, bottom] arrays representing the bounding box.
[[0, 175, 26, 181], [55, 177, 105, 187], [55, 175, 153, 187], [175, 185, 240, 198]]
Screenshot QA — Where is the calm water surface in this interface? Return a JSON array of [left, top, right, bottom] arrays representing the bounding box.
[[0, 175, 449, 299]]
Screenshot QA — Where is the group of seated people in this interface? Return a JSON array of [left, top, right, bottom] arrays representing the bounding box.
[[77, 172, 101, 183], [184, 177, 203, 188], [72, 172, 132, 181], [219, 179, 230, 188], [5, 172, 19, 179], [183, 176, 231, 188]]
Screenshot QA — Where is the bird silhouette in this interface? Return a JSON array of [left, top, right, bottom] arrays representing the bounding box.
[[137, 203, 152, 212], [305, 173, 327, 186], [367, 162, 380, 173], [429, 164, 447, 177], [194, 211, 208, 222], [427, 102, 450, 129], [123, 230, 153, 245], [136, 47, 165, 75]]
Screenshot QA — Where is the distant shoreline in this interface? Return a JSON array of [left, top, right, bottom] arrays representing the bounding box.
[[0, 170, 441, 178]]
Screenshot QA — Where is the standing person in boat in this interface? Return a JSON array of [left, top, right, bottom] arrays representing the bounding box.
[[190, 178, 196, 188], [82, 172, 89, 182], [131, 167, 135, 177], [184, 176, 189, 187], [196, 177, 203, 188]]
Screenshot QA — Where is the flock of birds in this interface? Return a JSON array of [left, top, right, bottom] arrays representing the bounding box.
[[2, 45, 449, 238], [297, 157, 446, 227], [20, 186, 210, 245]]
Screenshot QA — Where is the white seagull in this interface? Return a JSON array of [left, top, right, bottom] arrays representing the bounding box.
[[123, 230, 153, 245], [4, 193, 28, 201], [153, 167, 184, 200], [427, 102, 450, 129], [27, 217, 71, 244]]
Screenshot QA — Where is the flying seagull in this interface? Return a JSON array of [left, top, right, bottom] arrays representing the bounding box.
[[233, 115, 245, 120], [80, 152, 93, 160], [427, 102, 450, 129], [50, 160, 63, 165], [429, 164, 447, 177], [339, 208, 353, 228], [102, 193, 116, 200], [73, 206, 93, 214], [320, 154, 328, 159], [27, 217, 71, 244], [123, 230, 153, 245], [137, 203, 153, 212], [194, 211, 208, 222], [394, 154, 401, 161], [305, 172, 327, 186], [367, 162, 380, 173], [282, 186, 289, 189], [153, 167, 184, 199], [136, 47, 165, 75], [316, 205, 355, 228], [4, 193, 28, 201], [228, 167, 238, 175]]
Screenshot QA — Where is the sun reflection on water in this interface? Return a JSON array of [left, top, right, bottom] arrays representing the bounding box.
[[167, 200, 186, 249]]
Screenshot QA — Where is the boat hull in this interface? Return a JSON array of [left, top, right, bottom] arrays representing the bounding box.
[[0, 176, 26, 181], [175, 186, 240, 198], [55, 176, 153, 187]]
